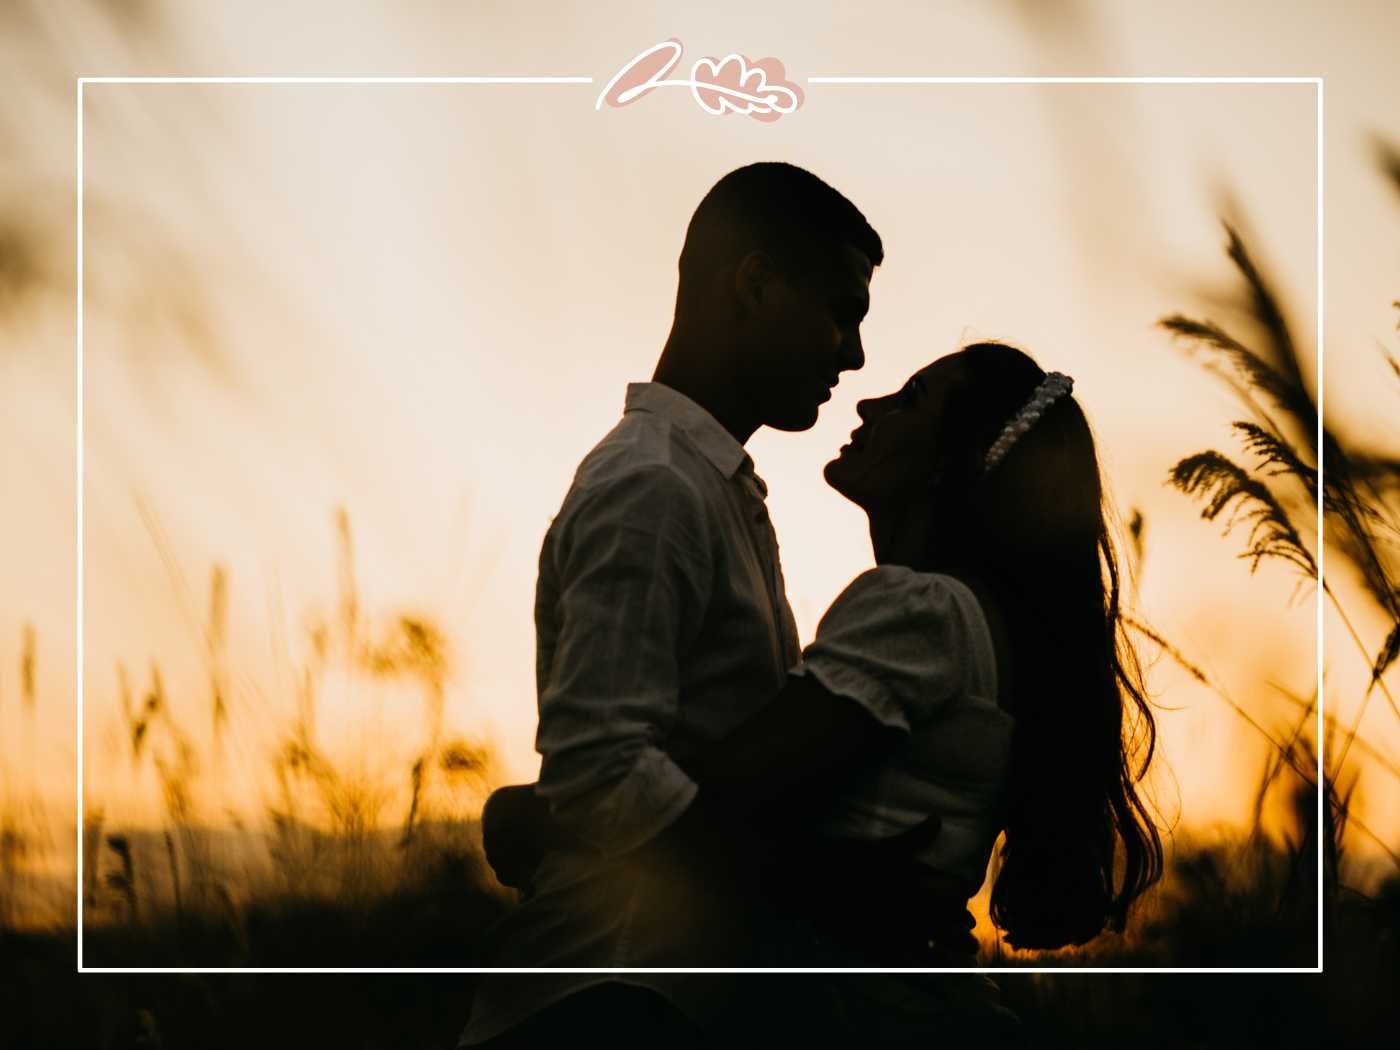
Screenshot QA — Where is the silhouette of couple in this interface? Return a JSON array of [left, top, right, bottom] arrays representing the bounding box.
[[459, 163, 1163, 1048]]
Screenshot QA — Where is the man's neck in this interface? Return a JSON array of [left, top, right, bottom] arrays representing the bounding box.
[[653, 333, 759, 445]]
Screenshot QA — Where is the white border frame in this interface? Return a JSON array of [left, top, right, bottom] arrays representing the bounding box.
[[76, 74, 1325, 976]]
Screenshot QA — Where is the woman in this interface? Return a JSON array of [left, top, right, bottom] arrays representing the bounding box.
[[483, 342, 1163, 1038]]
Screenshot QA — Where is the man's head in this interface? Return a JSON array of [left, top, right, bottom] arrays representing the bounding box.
[[669, 163, 882, 433]]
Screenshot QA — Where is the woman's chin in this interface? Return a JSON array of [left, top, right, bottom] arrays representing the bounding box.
[[823, 455, 859, 500]]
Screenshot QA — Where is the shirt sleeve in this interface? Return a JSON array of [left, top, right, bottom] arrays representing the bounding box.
[[533, 463, 713, 857], [790, 566, 967, 733]]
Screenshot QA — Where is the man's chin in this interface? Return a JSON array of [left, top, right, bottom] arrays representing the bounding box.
[[766, 404, 822, 433]]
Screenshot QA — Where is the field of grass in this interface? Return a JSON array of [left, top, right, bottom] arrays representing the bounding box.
[[1, 794, 1395, 1048], [4, 172, 1400, 1047]]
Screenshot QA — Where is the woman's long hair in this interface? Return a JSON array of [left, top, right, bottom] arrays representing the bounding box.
[[924, 342, 1163, 951]]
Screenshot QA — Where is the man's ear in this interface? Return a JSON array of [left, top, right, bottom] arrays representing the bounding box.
[[733, 249, 775, 318]]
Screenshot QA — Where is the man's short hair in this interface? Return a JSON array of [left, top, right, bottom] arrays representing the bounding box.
[[677, 162, 883, 296]]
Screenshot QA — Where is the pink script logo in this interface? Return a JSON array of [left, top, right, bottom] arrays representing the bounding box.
[[597, 39, 804, 123]]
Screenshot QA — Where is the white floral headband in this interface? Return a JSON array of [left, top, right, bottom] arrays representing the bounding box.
[[983, 371, 1074, 472]]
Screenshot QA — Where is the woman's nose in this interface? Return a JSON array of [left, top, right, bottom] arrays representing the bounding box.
[[856, 398, 875, 423]]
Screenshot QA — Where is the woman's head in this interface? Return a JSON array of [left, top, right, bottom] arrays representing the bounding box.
[[829, 342, 1164, 950], [824, 343, 1101, 564]]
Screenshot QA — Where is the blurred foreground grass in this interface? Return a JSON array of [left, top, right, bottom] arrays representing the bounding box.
[[1, 790, 1396, 1049]]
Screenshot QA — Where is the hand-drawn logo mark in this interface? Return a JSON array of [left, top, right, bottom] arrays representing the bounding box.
[[597, 39, 803, 123]]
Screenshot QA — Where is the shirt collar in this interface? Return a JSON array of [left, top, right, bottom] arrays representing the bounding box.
[[625, 381, 751, 480]]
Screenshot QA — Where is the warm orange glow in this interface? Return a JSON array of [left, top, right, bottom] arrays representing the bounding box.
[[2, 2, 1398, 933]]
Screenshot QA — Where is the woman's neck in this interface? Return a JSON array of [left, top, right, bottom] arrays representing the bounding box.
[[868, 501, 920, 568], [867, 501, 987, 587]]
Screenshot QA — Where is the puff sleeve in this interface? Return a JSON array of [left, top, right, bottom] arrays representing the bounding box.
[[791, 566, 970, 733]]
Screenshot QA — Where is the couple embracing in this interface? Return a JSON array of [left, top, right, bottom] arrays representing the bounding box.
[[459, 162, 1163, 1048]]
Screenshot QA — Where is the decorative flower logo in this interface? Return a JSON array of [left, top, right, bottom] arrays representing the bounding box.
[[690, 55, 803, 122], [598, 39, 804, 123]]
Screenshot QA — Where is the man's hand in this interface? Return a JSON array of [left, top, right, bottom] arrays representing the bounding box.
[[481, 783, 585, 893]]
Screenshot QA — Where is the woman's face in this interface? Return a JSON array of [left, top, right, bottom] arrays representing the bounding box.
[[823, 354, 970, 509]]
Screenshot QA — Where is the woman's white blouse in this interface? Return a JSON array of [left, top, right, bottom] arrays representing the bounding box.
[[792, 565, 1015, 896]]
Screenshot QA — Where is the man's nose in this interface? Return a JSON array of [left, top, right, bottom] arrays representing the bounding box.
[[838, 332, 865, 374]]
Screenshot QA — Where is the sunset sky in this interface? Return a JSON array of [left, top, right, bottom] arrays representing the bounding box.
[[2, 1, 1398, 895]]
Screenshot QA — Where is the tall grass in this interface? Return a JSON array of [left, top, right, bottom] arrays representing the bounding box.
[[982, 149, 1400, 1050], [56, 507, 511, 966], [1146, 208, 1400, 872], [0, 620, 56, 932]]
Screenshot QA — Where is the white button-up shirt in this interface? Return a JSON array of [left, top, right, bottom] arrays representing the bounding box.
[[533, 380, 801, 856], [462, 381, 800, 1044]]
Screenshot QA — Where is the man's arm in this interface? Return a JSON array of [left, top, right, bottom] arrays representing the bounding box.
[[533, 464, 713, 858], [483, 675, 906, 890], [673, 679, 957, 954], [677, 672, 901, 817]]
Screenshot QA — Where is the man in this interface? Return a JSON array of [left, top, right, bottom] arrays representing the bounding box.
[[460, 162, 881, 1048]]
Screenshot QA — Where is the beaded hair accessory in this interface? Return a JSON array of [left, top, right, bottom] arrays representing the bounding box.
[[983, 371, 1074, 472]]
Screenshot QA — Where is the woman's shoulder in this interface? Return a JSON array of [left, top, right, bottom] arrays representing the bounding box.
[[827, 568, 999, 688], [803, 567, 994, 730], [834, 565, 984, 623], [815, 566, 990, 673]]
